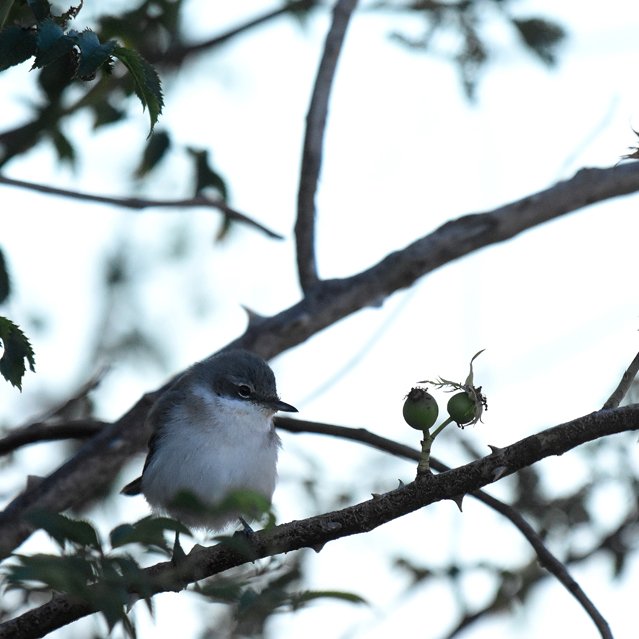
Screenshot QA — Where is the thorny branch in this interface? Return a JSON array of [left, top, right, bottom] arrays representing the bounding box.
[[1, 162, 639, 559], [2, 405, 636, 639], [0, 414, 616, 636], [295, 0, 359, 291], [277, 418, 614, 639]]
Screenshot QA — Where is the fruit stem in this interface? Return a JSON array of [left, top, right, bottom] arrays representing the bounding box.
[[430, 416, 454, 442], [416, 430, 432, 477]]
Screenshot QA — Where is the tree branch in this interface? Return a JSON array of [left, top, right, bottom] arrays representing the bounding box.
[[603, 350, 639, 409], [0, 175, 283, 240], [240, 162, 639, 357], [1, 162, 638, 559], [295, 0, 359, 291], [275, 417, 613, 639], [0, 412, 612, 636], [157, 0, 320, 67], [3, 405, 636, 639], [0, 420, 106, 456]]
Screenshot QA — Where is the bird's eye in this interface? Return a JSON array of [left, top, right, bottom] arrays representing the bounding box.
[[237, 384, 252, 398]]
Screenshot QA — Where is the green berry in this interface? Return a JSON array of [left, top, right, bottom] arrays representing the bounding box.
[[403, 387, 439, 430], [447, 391, 476, 425]]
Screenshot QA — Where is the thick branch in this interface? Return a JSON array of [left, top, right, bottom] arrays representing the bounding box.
[[1, 163, 638, 558], [295, 0, 358, 291], [2, 405, 636, 639], [0, 396, 158, 559], [0, 175, 282, 239]]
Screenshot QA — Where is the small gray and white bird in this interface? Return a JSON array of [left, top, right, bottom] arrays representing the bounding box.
[[121, 349, 297, 531]]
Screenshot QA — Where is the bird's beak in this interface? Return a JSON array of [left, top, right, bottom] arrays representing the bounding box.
[[273, 399, 298, 413]]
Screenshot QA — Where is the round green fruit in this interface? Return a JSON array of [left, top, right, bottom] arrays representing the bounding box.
[[447, 391, 476, 425], [403, 388, 439, 430]]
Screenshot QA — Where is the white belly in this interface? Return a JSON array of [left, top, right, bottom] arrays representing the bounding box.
[[141, 393, 280, 530]]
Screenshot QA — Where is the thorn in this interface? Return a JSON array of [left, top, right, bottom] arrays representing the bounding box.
[[487, 444, 502, 454], [26, 475, 44, 490], [171, 531, 186, 567], [371, 492, 382, 499], [491, 465, 509, 481], [451, 494, 465, 512], [397, 479, 405, 488], [238, 516, 255, 535], [311, 542, 325, 553], [241, 305, 268, 329]]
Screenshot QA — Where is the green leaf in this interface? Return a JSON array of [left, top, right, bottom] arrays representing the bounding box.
[[0, 248, 10, 304], [110, 516, 190, 553], [0, 316, 35, 390], [33, 19, 74, 69], [196, 578, 245, 603], [92, 100, 125, 128], [27, 511, 101, 550], [0, 25, 37, 71], [70, 28, 116, 80], [134, 130, 171, 178], [48, 127, 76, 166], [112, 45, 163, 135], [6, 553, 96, 593]]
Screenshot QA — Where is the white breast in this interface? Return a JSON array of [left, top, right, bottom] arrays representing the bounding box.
[[141, 387, 280, 530]]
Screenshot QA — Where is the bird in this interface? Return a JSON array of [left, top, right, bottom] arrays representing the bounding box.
[[121, 349, 297, 534]]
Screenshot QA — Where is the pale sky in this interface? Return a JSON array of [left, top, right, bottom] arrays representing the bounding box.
[[2, 1, 639, 638]]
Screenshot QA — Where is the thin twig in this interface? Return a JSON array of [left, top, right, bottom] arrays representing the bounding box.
[[295, 0, 359, 291], [276, 416, 613, 639], [0, 420, 106, 456], [603, 350, 639, 409], [0, 175, 283, 239], [158, 0, 320, 67]]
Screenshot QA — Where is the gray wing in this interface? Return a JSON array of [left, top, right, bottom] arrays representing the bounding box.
[[119, 378, 185, 496]]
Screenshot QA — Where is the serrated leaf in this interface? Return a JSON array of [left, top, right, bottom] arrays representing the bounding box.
[[196, 578, 245, 603], [27, 510, 101, 550], [0, 248, 10, 303], [0, 316, 35, 390], [58, 1, 84, 26], [0, 25, 37, 71], [6, 553, 95, 593], [112, 45, 163, 135], [33, 19, 74, 69], [70, 28, 116, 80]]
